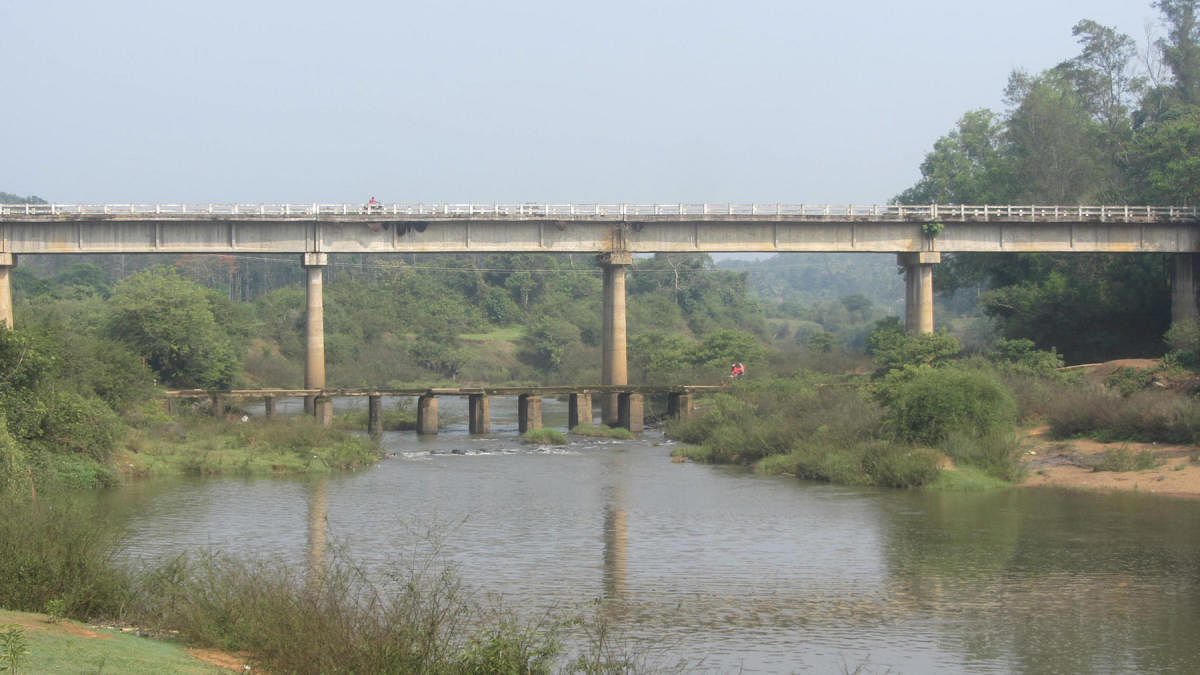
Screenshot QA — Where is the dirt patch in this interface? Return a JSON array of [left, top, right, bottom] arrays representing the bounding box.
[[186, 647, 255, 671], [0, 611, 110, 639], [1019, 426, 1200, 498]]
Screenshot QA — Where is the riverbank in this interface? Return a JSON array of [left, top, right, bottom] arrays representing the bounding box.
[[1019, 427, 1200, 498], [0, 608, 246, 672]]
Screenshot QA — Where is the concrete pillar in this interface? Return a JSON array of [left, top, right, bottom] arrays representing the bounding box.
[[0, 253, 13, 329], [416, 395, 438, 435], [617, 393, 644, 432], [469, 394, 491, 434], [667, 392, 694, 420], [518, 394, 542, 433], [1173, 253, 1199, 323], [569, 393, 593, 429], [599, 251, 632, 425], [264, 397, 275, 418], [303, 253, 328, 416], [898, 252, 940, 334], [314, 396, 333, 427], [211, 394, 223, 418], [368, 394, 383, 436], [165, 397, 174, 415]]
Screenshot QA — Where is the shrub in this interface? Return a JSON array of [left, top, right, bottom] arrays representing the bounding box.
[[521, 428, 567, 445], [1093, 447, 1161, 472], [884, 367, 1017, 445], [1166, 318, 1200, 369], [569, 423, 634, 440]]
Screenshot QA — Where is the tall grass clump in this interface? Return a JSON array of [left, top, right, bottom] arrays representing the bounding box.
[[0, 494, 131, 619], [1046, 386, 1200, 444], [127, 546, 570, 674]]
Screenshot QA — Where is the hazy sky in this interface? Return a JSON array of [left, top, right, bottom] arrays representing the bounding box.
[[1, 1, 1162, 204]]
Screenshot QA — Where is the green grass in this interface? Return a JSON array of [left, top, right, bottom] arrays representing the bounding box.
[[1092, 446, 1161, 472], [121, 416, 381, 478], [521, 428, 568, 445], [0, 610, 228, 674], [926, 466, 1013, 491], [570, 423, 634, 440], [333, 407, 417, 432]]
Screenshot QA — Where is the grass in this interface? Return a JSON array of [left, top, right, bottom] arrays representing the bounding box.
[[1092, 446, 1162, 472], [570, 423, 634, 440], [459, 326, 524, 341], [0, 610, 228, 674], [120, 415, 382, 478], [926, 466, 1012, 491], [333, 407, 417, 432], [521, 428, 568, 445]]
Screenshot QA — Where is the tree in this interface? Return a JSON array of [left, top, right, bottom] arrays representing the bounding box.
[[895, 109, 1010, 204], [107, 267, 244, 388]]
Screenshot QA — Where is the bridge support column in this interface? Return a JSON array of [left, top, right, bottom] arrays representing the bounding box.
[[417, 395, 438, 435], [368, 395, 383, 437], [469, 394, 490, 434], [569, 393, 593, 429], [314, 396, 333, 427], [599, 252, 632, 425], [211, 394, 223, 418], [617, 393, 643, 432], [263, 396, 275, 419], [518, 394, 542, 433], [0, 253, 13, 329], [1173, 253, 1199, 323], [667, 392, 694, 420], [898, 252, 940, 334], [303, 253, 328, 418]]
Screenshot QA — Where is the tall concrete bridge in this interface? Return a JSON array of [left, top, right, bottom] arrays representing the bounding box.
[[3, 202, 1199, 423]]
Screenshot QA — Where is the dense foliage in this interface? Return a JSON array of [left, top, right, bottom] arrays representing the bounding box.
[[897, 1, 1200, 362]]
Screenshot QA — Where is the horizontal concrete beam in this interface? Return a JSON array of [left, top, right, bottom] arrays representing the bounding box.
[[5, 214, 1199, 254], [164, 385, 725, 398]]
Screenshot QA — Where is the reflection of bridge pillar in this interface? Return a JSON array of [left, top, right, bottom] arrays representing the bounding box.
[[898, 252, 940, 334], [617, 393, 644, 432], [307, 478, 328, 582], [468, 394, 490, 434], [599, 251, 632, 425], [264, 396, 275, 418], [518, 394, 542, 433], [667, 392, 694, 420], [303, 253, 329, 421], [416, 395, 438, 435], [0, 253, 14, 329], [603, 504, 627, 600], [569, 393, 593, 429], [1173, 253, 1199, 323]]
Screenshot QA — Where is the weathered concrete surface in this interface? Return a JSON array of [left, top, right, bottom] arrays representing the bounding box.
[[518, 394, 542, 433], [617, 393, 644, 432], [0, 253, 12, 329], [368, 395, 383, 436], [469, 394, 490, 434], [899, 252, 939, 334], [417, 395, 438, 435], [5, 214, 1198, 254], [600, 252, 631, 425], [667, 392, 695, 420], [303, 253, 327, 416], [569, 393, 593, 429]]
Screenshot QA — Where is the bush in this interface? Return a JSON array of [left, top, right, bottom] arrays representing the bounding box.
[[1166, 318, 1200, 368], [1093, 447, 1161, 472], [521, 428, 567, 445], [884, 366, 1017, 445]]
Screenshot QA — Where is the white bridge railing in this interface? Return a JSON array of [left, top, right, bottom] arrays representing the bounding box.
[[1, 203, 1197, 222]]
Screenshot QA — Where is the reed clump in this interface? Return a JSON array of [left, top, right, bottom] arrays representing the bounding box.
[[521, 428, 568, 445], [569, 423, 634, 440]]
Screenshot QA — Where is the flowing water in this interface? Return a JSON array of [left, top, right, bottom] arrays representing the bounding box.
[[101, 397, 1200, 673]]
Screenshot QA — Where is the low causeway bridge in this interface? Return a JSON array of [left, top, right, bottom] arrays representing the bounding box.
[[6, 202, 1200, 425], [166, 385, 722, 435]]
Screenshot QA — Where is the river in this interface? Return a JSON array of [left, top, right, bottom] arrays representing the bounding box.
[[101, 396, 1200, 673]]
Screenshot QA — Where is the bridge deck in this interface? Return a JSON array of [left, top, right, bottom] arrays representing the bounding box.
[[164, 385, 724, 398], [4, 203, 1198, 254]]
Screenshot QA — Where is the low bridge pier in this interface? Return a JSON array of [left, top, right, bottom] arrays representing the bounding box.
[[899, 252, 940, 334]]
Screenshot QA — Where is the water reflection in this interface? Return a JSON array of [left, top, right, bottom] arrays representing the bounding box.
[[307, 478, 327, 577]]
